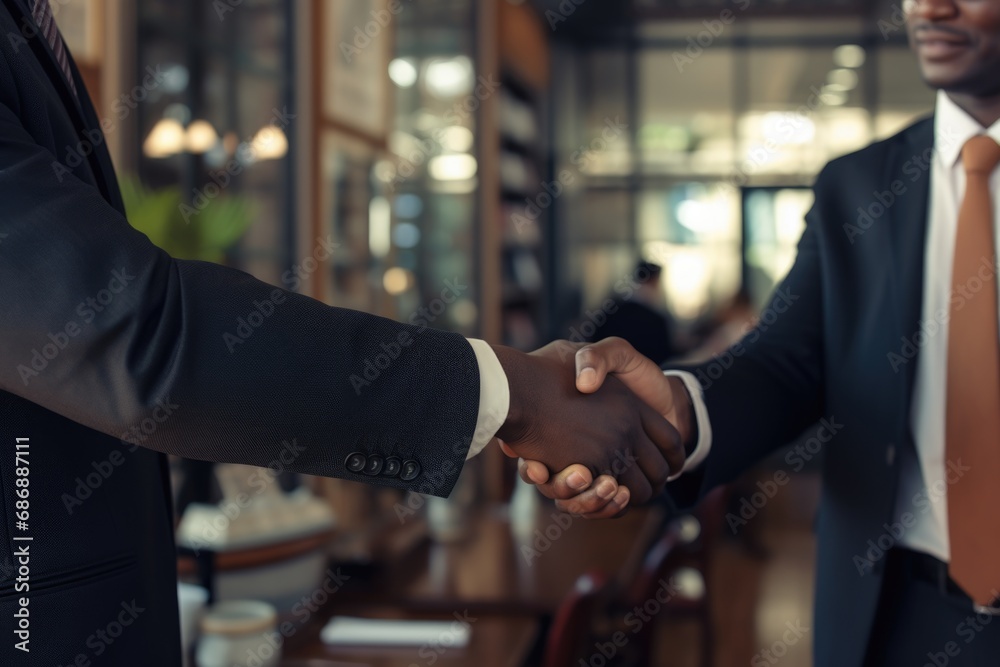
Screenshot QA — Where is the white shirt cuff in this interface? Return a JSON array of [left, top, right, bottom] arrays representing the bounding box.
[[662, 370, 712, 481], [465, 338, 510, 459]]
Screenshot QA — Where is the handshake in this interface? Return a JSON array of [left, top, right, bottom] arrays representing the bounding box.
[[490, 337, 698, 519]]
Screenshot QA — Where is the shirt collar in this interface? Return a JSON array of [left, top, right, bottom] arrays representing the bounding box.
[[935, 89, 1000, 170]]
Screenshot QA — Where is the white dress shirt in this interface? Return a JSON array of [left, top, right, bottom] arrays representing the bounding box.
[[465, 339, 510, 459], [895, 91, 1000, 562], [674, 91, 1000, 563]]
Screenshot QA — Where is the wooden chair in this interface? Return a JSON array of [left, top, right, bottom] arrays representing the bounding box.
[[614, 527, 685, 665], [541, 570, 611, 667], [604, 486, 729, 667], [663, 486, 729, 667]]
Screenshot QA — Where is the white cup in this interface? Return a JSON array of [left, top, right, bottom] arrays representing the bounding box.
[[196, 600, 280, 667]]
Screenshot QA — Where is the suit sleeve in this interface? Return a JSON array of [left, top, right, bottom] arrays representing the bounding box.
[[0, 98, 480, 497], [668, 176, 829, 505]]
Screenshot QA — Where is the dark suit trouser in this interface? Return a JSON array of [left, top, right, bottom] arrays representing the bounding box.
[[863, 550, 1000, 666]]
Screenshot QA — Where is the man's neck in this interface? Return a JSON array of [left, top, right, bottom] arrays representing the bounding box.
[[946, 91, 1000, 129]]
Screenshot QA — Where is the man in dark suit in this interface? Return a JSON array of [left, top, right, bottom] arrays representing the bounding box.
[[521, 1, 1000, 665], [588, 261, 677, 366], [0, 0, 685, 663]]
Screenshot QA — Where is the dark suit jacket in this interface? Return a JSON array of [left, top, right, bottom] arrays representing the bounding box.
[[671, 116, 937, 667], [0, 1, 479, 663]]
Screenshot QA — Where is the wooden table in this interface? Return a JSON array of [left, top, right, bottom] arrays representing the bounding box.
[[281, 610, 538, 667], [278, 503, 662, 666], [339, 504, 661, 615]]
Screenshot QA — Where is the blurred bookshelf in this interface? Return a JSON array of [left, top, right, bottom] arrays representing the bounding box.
[[495, 0, 552, 351], [135, 0, 296, 286]]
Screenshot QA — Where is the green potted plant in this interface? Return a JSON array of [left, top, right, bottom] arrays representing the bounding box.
[[118, 175, 255, 263]]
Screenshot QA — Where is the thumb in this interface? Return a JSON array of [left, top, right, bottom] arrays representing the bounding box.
[[575, 346, 610, 394], [576, 337, 643, 393], [576, 337, 674, 417]]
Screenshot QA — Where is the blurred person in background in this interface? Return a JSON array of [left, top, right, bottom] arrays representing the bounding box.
[[587, 260, 677, 366], [520, 1, 1000, 666], [686, 288, 757, 361]]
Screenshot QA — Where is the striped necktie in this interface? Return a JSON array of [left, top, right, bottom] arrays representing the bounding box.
[[31, 0, 78, 98]]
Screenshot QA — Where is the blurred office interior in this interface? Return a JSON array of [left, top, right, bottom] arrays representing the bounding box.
[[65, 0, 934, 665]]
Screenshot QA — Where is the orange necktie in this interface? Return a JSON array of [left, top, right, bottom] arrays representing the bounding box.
[[946, 134, 1000, 607]]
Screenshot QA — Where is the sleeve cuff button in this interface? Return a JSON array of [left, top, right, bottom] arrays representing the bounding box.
[[383, 457, 401, 477], [345, 452, 367, 473], [400, 460, 421, 481]]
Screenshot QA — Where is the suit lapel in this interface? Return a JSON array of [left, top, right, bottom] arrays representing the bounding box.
[[885, 116, 935, 430], [64, 50, 125, 211], [2, 0, 123, 211]]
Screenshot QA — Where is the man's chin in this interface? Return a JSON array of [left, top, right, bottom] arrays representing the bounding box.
[[917, 60, 959, 88], [924, 77, 1000, 101], [918, 66, 974, 94], [917, 59, 1000, 97]]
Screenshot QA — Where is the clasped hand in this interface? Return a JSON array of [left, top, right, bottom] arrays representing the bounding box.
[[493, 338, 695, 518]]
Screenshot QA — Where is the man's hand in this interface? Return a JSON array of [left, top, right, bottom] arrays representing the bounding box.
[[510, 337, 697, 518], [492, 340, 686, 505]]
